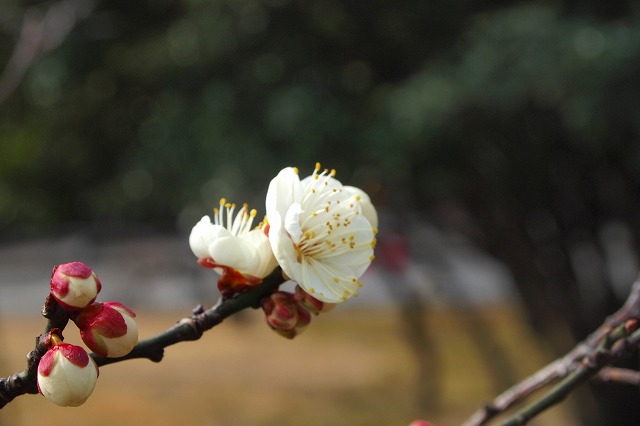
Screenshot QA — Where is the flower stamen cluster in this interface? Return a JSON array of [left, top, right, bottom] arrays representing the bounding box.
[[214, 198, 259, 237]]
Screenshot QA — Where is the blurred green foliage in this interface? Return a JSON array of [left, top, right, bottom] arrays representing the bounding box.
[[0, 0, 638, 236]]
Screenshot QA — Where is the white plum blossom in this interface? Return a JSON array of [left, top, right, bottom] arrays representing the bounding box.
[[189, 198, 277, 280], [266, 163, 378, 303]]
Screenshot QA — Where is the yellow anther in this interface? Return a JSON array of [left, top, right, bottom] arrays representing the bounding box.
[[330, 169, 336, 176], [219, 198, 226, 205], [250, 209, 257, 217], [315, 162, 321, 171], [293, 167, 299, 174], [333, 277, 340, 283]]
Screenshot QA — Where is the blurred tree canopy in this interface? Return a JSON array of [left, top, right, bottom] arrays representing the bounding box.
[[1, 0, 637, 235], [1, 1, 640, 423]]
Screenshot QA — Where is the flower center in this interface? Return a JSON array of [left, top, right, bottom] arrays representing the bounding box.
[[213, 198, 258, 237], [294, 164, 374, 261]]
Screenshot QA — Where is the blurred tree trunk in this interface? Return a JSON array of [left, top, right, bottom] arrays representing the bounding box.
[[425, 103, 640, 425]]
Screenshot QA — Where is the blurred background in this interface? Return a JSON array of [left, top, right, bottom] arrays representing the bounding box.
[[1, 0, 640, 425]]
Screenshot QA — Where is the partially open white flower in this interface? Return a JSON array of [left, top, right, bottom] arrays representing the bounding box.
[[189, 199, 277, 280], [266, 163, 378, 303]]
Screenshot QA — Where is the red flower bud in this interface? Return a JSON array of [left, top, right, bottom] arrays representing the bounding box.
[[262, 291, 312, 339], [37, 340, 98, 407], [272, 302, 312, 339], [262, 291, 299, 330], [50, 262, 101, 311], [73, 302, 138, 358], [295, 285, 336, 315]]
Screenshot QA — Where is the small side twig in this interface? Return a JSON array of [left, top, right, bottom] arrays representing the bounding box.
[[595, 367, 640, 386]]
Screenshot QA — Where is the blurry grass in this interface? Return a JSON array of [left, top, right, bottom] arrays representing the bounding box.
[[0, 305, 577, 426]]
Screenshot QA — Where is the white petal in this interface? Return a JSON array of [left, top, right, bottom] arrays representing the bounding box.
[[208, 236, 260, 274], [284, 203, 303, 244], [103, 315, 138, 358], [241, 229, 278, 278], [189, 216, 235, 259], [268, 210, 302, 281], [189, 216, 216, 258], [266, 167, 302, 222], [344, 186, 378, 229], [297, 258, 360, 303]]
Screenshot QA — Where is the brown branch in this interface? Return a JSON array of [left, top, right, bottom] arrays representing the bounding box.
[[462, 278, 640, 426], [497, 326, 640, 426], [0, 267, 284, 408]]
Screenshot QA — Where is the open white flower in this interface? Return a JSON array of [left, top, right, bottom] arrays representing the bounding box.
[[266, 163, 378, 303], [189, 199, 277, 280]]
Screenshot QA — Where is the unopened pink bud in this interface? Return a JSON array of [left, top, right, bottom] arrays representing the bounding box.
[[264, 292, 312, 339], [73, 302, 138, 358], [262, 291, 299, 330], [295, 285, 336, 315], [37, 341, 98, 407], [50, 262, 102, 310]]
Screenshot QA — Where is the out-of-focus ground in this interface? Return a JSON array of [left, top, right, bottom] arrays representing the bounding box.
[[0, 307, 575, 426], [0, 233, 577, 425]]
